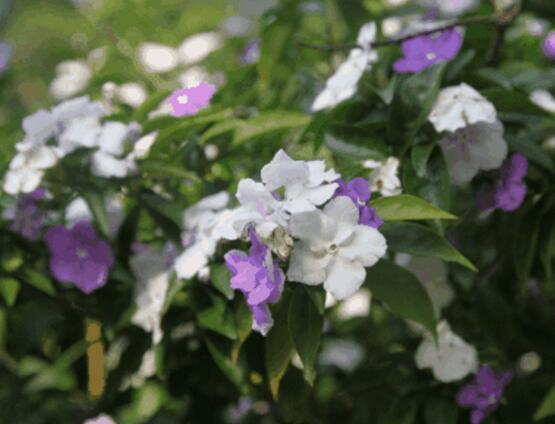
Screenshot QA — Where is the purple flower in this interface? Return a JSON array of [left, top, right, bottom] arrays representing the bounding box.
[[456, 365, 513, 424], [543, 31, 555, 60], [333, 177, 383, 228], [45, 221, 114, 294], [477, 153, 528, 213], [393, 28, 463, 74], [3, 188, 47, 240], [169, 82, 216, 117], [241, 39, 260, 64], [0, 42, 12, 76], [224, 228, 284, 336]]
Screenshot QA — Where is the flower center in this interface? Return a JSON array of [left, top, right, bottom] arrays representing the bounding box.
[[426, 52, 437, 61], [487, 394, 498, 405], [327, 243, 338, 254], [177, 94, 189, 105], [76, 248, 89, 259]]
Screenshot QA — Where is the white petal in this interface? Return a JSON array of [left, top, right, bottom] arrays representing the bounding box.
[[336, 288, 371, 320], [137, 42, 179, 74], [133, 131, 158, 159], [323, 196, 358, 244], [339, 225, 387, 267], [91, 151, 133, 178], [117, 82, 147, 108], [65, 197, 92, 224], [287, 241, 330, 285], [178, 32, 223, 65], [469, 122, 508, 171], [58, 117, 101, 154], [288, 209, 323, 241], [97, 121, 130, 155], [174, 243, 209, 280], [324, 256, 366, 300], [260, 149, 309, 191], [530, 89, 555, 114]]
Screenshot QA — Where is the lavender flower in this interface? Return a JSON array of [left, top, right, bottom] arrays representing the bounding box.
[[3, 188, 46, 240], [169, 82, 216, 117], [543, 31, 555, 60], [224, 228, 284, 336], [456, 365, 513, 424], [477, 153, 528, 213], [45, 221, 114, 294], [393, 28, 463, 74], [334, 178, 383, 228], [241, 39, 260, 64]]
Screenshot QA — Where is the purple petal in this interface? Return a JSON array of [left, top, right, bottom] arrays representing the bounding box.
[[250, 304, 273, 336], [45, 226, 73, 254], [476, 365, 498, 393], [470, 409, 488, 424], [50, 254, 81, 283], [347, 177, 371, 202], [457, 384, 482, 408], [74, 260, 110, 293], [359, 205, 383, 228]]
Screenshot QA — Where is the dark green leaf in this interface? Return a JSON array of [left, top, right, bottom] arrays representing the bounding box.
[[82, 191, 111, 238], [288, 286, 323, 385], [534, 385, 555, 421], [210, 264, 234, 300], [365, 260, 437, 336], [197, 296, 237, 340], [0, 277, 20, 307]]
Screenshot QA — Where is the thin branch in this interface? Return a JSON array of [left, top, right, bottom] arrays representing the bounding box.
[[297, 15, 497, 52]]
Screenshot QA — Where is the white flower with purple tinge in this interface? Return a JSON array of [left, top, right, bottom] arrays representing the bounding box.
[[287, 196, 387, 300], [311, 22, 378, 111], [225, 228, 284, 335], [2, 188, 47, 240], [130, 249, 171, 344], [362, 157, 402, 196], [174, 192, 234, 280], [333, 177, 383, 228], [415, 320, 478, 383], [439, 120, 508, 185], [429, 83, 497, 133]]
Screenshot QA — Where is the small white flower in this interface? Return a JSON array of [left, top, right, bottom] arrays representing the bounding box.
[[174, 192, 232, 280], [83, 414, 116, 424], [311, 22, 378, 111], [417, 0, 479, 17], [415, 321, 478, 383], [336, 288, 372, 320], [429, 83, 497, 133], [130, 249, 171, 344], [90, 121, 139, 178], [439, 120, 508, 185], [132, 131, 158, 159], [3, 146, 58, 195], [49, 60, 92, 100], [58, 116, 102, 154], [178, 32, 223, 65], [319, 339, 365, 372], [124, 349, 157, 389], [287, 196, 387, 300], [116, 82, 148, 108], [530, 89, 555, 114], [362, 156, 402, 196], [137, 42, 179, 74]]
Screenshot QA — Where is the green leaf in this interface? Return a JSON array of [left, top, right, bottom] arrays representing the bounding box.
[[138, 159, 199, 181], [0, 277, 20, 307], [507, 132, 554, 173], [265, 291, 294, 399], [303, 285, 326, 315], [324, 131, 387, 162], [388, 63, 445, 148], [424, 398, 458, 424], [288, 286, 324, 385], [233, 111, 310, 146], [411, 143, 436, 178], [197, 296, 237, 340], [22, 270, 56, 296], [372, 194, 456, 221], [231, 300, 252, 365], [365, 260, 437, 336], [534, 385, 555, 421], [206, 336, 247, 392], [139, 191, 182, 229], [381, 222, 477, 271], [82, 191, 111, 238], [210, 264, 234, 300]]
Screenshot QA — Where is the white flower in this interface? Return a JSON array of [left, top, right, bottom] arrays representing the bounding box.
[[49, 60, 92, 100], [415, 321, 478, 383], [132, 131, 158, 159], [116, 82, 148, 108], [311, 22, 378, 111], [220, 15, 252, 37], [178, 32, 223, 65], [178, 65, 225, 88], [362, 156, 402, 196], [124, 349, 157, 389], [83, 414, 116, 424], [137, 42, 179, 73], [335, 288, 372, 320], [396, 254, 453, 317], [174, 192, 232, 280], [319, 339, 365, 372], [287, 196, 387, 300], [65, 195, 124, 237], [19, 110, 58, 149], [439, 120, 508, 185], [429, 83, 497, 133], [417, 0, 479, 17], [130, 250, 171, 344], [3, 146, 58, 195], [58, 116, 102, 154], [530, 89, 555, 114], [90, 121, 139, 178]]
